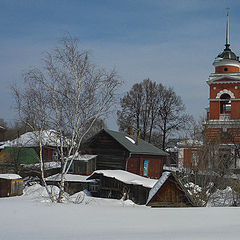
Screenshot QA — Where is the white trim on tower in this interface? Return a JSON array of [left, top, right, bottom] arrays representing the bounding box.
[[216, 89, 235, 99]]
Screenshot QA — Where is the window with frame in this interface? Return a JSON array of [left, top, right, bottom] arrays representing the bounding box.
[[52, 150, 59, 161]]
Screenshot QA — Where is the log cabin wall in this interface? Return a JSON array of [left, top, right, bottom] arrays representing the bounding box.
[[84, 131, 129, 170]]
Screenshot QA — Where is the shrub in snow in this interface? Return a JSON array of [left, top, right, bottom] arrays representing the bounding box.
[[24, 176, 41, 187], [185, 182, 213, 206], [207, 187, 240, 207], [121, 199, 136, 207]]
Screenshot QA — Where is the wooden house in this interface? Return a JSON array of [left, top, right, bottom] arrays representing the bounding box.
[[0, 174, 24, 197], [68, 154, 97, 175], [87, 170, 157, 204], [83, 129, 168, 179], [146, 171, 196, 207], [46, 173, 96, 195], [0, 146, 60, 177], [0, 147, 39, 174], [0, 130, 65, 163]]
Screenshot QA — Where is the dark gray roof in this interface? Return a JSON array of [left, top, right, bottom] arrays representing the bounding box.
[[104, 129, 168, 156], [217, 47, 239, 61]]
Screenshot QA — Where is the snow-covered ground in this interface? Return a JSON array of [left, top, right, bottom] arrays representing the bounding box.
[[0, 184, 240, 240]]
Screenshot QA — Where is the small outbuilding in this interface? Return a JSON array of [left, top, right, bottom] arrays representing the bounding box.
[[146, 172, 196, 207], [68, 154, 97, 175], [0, 174, 24, 197], [87, 170, 157, 204], [46, 173, 96, 195]]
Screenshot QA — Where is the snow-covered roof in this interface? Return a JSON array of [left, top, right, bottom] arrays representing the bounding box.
[[0, 174, 22, 180], [146, 171, 171, 205], [68, 154, 97, 162], [165, 146, 178, 153], [88, 170, 157, 189], [46, 173, 95, 183], [163, 165, 180, 172], [177, 139, 203, 147], [22, 161, 61, 170], [0, 130, 70, 148]]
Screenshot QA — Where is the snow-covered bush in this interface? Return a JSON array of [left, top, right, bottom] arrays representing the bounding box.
[[207, 186, 240, 207], [185, 182, 213, 206]]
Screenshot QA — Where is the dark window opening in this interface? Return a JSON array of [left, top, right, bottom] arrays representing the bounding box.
[[224, 67, 228, 71], [220, 93, 231, 114]]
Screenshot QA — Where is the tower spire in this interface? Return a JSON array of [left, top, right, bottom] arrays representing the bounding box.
[[225, 8, 230, 49]]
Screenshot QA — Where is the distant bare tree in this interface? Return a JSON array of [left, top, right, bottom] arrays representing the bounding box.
[[4, 120, 31, 141], [118, 79, 162, 142], [0, 118, 7, 128], [82, 118, 106, 142], [12, 35, 121, 202], [117, 79, 191, 149], [156, 86, 192, 150]]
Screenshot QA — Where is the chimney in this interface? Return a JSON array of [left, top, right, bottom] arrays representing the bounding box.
[[128, 126, 134, 136]]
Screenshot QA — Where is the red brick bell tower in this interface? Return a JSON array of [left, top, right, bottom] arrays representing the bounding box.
[[205, 12, 240, 168]]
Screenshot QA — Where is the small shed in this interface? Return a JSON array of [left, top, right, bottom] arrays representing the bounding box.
[[68, 154, 97, 175], [87, 170, 157, 204], [46, 173, 96, 195], [146, 172, 196, 207], [0, 174, 24, 197]]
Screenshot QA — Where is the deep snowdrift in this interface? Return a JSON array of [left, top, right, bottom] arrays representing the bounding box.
[[0, 184, 240, 240]]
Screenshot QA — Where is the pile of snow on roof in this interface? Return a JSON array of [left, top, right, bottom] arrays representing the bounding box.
[[0, 174, 22, 180], [1, 130, 70, 148], [67, 153, 97, 162], [90, 170, 157, 188], [46, 173, 95, 183]]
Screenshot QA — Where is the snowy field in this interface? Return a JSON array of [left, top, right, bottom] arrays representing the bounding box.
[[1, 185, 240, 240]]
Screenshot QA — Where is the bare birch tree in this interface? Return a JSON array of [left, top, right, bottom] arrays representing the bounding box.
[[12, 36, 121, 202]]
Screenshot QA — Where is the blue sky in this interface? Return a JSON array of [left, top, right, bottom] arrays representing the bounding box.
[[1, 0, 240, 129]]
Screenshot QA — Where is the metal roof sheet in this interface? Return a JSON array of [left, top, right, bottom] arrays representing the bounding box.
[[104, 129, 168, 156]]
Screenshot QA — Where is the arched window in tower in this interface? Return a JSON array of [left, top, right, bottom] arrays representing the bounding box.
[[220, 93, 231, 114]]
